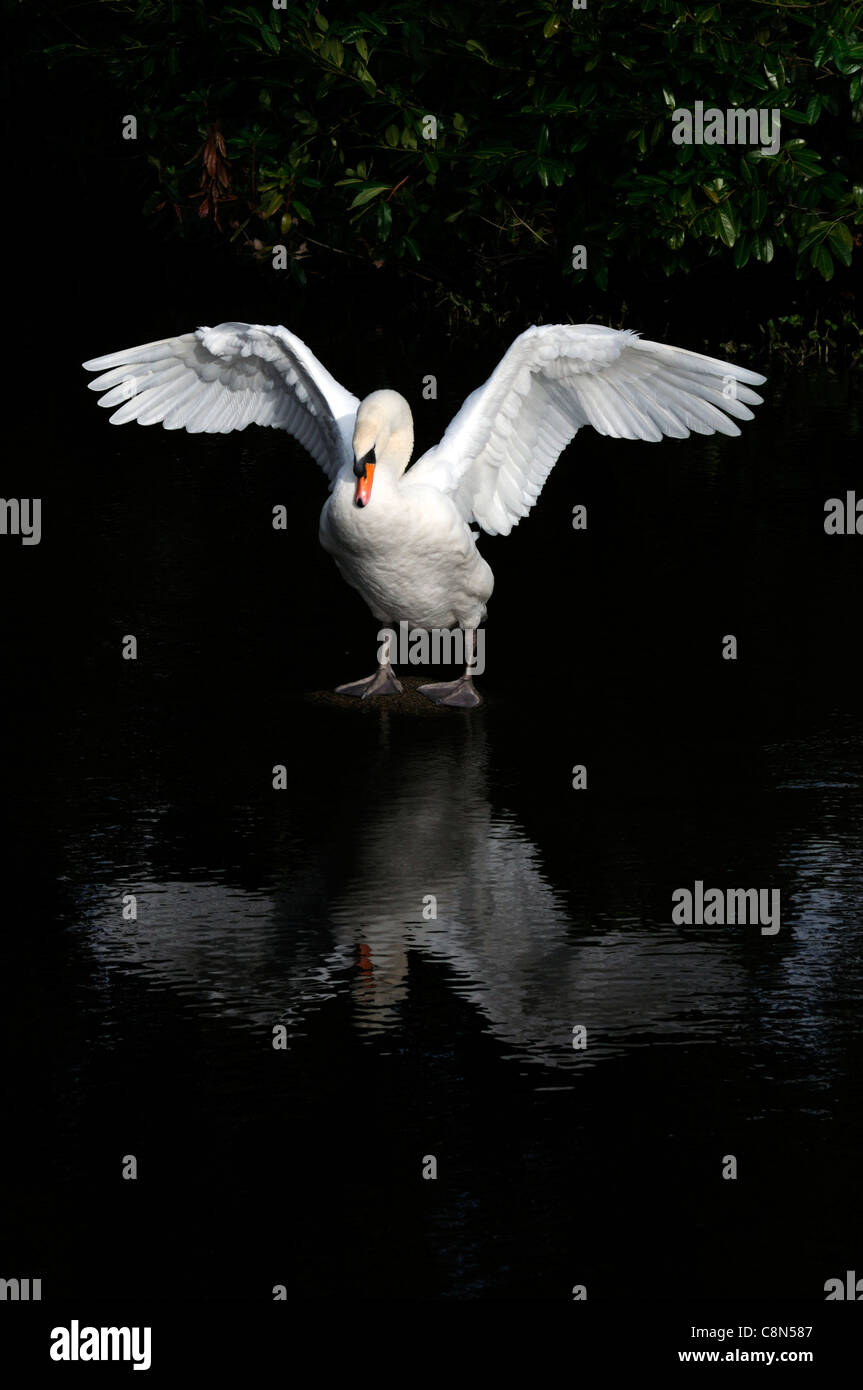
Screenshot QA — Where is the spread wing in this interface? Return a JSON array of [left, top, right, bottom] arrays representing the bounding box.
[[407, 324, 766, 535], [82, 321, 360, 484]]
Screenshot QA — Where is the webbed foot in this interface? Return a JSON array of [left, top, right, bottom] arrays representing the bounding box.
[[417, 675, 481, 708], [335, 665, 403, 699]]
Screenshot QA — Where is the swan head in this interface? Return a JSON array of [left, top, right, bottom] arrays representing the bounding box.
[[351, 389, 414, 508]]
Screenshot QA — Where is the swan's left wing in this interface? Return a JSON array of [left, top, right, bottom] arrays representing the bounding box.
[[406, 324, 766, 535], [82, 321, 360, 484]]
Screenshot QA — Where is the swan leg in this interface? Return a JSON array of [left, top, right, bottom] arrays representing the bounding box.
[[418, 629, 482, 708], [335, 663, 403, 699]]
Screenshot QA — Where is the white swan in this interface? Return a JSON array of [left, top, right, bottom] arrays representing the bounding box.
[[82, 321, 765, 706]]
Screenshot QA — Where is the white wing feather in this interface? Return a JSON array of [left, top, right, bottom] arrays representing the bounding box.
[[407, 324, 766, 535], [82, 321, 360, 483]]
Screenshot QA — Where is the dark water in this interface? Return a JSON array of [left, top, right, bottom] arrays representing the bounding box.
[[2, 359, 862, 1305]]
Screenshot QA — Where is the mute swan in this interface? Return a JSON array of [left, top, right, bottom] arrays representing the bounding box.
[[82, 322, 765, 706]]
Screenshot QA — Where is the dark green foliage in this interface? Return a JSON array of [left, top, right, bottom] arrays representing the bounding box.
[[43, 0, 862, 337]]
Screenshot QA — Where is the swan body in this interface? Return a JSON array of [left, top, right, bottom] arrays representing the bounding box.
[[320, 393, 493, 632], [83, 321, 766, 705]]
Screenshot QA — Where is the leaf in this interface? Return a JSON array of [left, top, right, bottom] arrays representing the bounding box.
[[828, 222, 853, 265], [813, 37, 833, 68], [355, 11, 387, 35], [356, 63, 377, 94], [716, 204, 738, 247], [348, 182, 391, 208], [798, 222, 830, 253], [543, 16, 560, 39], [829, 222, 854, 250], [465, 39, 491, 62], [811, 244, 833, 279], [375, 201, 392, 241], [259, 189, 284, 218], [794, 149, 825, 176], [384, 124, 400, 147], [321, 36, 344, 66], [763, 52, 785, 90], [733, 235, 751, 268], [356, 36, 369, 62]]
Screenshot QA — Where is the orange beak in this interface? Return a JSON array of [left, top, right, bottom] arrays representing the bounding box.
[[354, 462, 375, 507]]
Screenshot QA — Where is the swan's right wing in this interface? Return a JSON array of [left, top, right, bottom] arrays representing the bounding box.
[[408, 324, 766, 535], [82, 321, 360, 485]]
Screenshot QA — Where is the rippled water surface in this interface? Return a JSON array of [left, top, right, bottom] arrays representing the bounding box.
[[3, 365, 862, 1300]]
